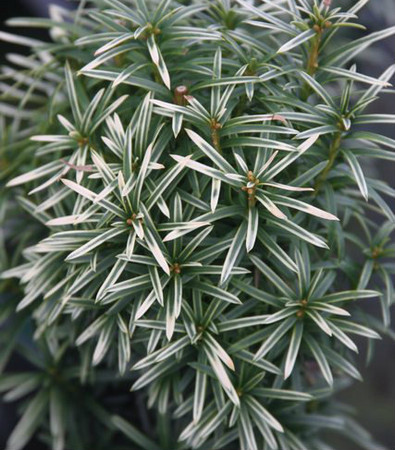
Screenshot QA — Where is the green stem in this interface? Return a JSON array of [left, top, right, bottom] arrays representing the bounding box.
[[306, 32, 322, 76], [157, 412, 171, 449], [301, 29, 322, 100], [234, 93, 247, 117], [314, 131, 342, 194]]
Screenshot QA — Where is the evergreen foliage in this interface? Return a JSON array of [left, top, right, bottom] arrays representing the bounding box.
[[0, 1, 394, 449]]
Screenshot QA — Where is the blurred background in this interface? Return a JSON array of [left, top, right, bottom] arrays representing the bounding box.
[[0, 1, 394, 449]]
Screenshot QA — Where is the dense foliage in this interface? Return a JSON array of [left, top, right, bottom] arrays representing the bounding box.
[[0, 1, 394, 449]]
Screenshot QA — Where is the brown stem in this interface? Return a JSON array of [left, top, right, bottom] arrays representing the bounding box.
[[174, 85, 189, 106], [210, 120, 222, 154]]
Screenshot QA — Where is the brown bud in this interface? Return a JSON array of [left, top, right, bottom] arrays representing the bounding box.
[[171, 263, 181, 274], [372, 247, 380, 259], [77, 137, 88, 147], [126, 214, 137, 226], [211, 120, 222, 130], [313, 24, 321, 33]]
